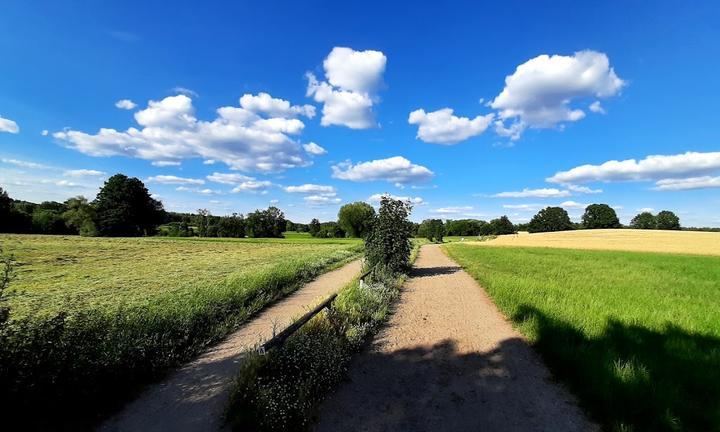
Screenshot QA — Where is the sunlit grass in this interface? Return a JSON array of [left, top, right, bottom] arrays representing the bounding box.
[[445, 244, 720, 431]]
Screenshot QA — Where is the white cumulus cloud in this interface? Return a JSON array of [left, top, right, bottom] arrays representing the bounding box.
[[0, 116, 19, 134], [147, 175, 204, 185], [53, 93, 314, 172], [408, 108, 494, 144], [367, 193, 425, 205], [240, 92, 315, 118], [206, 172, 254, 185], [115, 99, 137, 110], [306, 47, 386, 129], [493, 188, 571, 198], [490, 50, 625, 139], [231, 180, 273, 194], [303, 142, 327, 155], [654, 176, 720, 191], [151, 160, 181, 167], [332, 156, 434, 185], [285, 184, 336, 194], [64, 169, 106, 177]]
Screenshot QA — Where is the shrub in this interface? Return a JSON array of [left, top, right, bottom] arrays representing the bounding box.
[[528, 207, 573, 233], [364, 196, 413, 274], [338, 202, 376, 238], [656, 210, 681, 230], [630, 212, 657, 230], [582, 204, 620, 229]]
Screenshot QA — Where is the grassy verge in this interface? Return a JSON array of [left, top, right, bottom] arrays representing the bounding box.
[[0, 234, 361, 428], [225, 244, 422, 431], [444, 244, 720, 431]]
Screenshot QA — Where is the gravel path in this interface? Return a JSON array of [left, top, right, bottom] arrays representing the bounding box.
[[315, 245, 595, 432], [100, 259, 362, 432]]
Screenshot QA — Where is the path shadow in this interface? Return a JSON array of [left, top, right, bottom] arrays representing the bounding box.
[[316, 338, 591, 432], [511, 305, 720, 431], [409, 266, 461, 278]]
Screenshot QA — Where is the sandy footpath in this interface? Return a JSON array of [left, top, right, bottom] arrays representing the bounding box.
[[315, 245, 595, 432], [100, 259, 362, 432]]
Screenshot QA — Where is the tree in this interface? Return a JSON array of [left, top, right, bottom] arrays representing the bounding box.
[[630, 212, 656, 230], [0, 187, 11, 221], [93, 174, 165, 236], [528, 207, 573, 233], [364, 196, 412, 273], [309, 218, 321, 236], [62, 196, 97, 236], [338, 202, 376, 238], [285, 220, 297, 232], [245, 207, 286, 238], [656, 210, 680, 230], [418, 219, 444, 242], [445, 219, 485, 236], [196, 209, 212, 237], [582, 204, 620, 229], [217, 213, 245, 237], [489, 215, 516, 235]]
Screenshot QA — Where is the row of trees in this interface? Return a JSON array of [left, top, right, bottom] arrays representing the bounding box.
[[630, 210, 681, 230], [526, 204, 681, 233], [417, 216, 516, 242]]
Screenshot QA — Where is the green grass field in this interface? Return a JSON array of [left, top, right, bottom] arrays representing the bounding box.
[[444, 244, 720, 432], [0, 233, 362, 428]]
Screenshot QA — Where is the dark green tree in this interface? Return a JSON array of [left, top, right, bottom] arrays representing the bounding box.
[[630, 212, 657, 230], [528, 207, 573, 233], [245, 207, 286, 238], [582, 204, 620, 229], [418, 219, 444, 242], [62, 196, 97, 236], [217, 213, 245, 237], [489, 215, 516, 235], [93, 174, 165, 236], [364, 196, 412, 273], [656, 210, 681, 230], [337, 201, 376, 238], [308, 218, 321, 236]]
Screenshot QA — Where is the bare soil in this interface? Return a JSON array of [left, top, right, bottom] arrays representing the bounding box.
[[99, 259, 362, 432], [315, 245, 596, 432]]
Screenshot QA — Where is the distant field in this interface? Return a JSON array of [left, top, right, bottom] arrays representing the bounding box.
[[475, 228, 720, 256], [445, 244, 720, 431], [2, 234, 362, 316]]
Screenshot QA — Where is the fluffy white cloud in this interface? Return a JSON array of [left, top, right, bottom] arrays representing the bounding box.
[[147, 175, 204, 185], [151, 160, 181, 167], [490, 50, 625, 139], [0, 116, 19, 134], [176, 186, 219, 195], [306, 47, 386, 129], [654, 176, 720, 191], [64, 169, 106, 177], [206, 172, 253, 185], [408, 108, 494, 144], [589, 101, 605, 114], [304, 194, 342, 205], [285, 184, 336, 194], [431, 206, 474, 215], [565, 184, 602, 194], [54, 93, 313, 172], [547, 151, 720, 184], [115, 99, 137, 110], [560, 200, 587, 209], [239, 92, 315, 118], [1, 158, 49, 169], [492, 188, 571, 198], [332, 156, 434, 184], [367, 193, 425, 205], [303, 142, 327, 155], [502, 203, 541, 211], [231, 180, 273, 194]]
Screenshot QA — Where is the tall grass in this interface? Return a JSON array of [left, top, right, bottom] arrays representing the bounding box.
[[445, 244, 720, 431], [0, 236, 361, 429]]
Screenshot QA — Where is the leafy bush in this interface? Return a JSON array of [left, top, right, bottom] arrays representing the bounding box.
[[656, 210, 681, 230], [630, 212, 657, 229], [364, 196, 413, 273], [528, 206, 573, 233], [582, 204, 620, 229], [338, 202, 376, 238]]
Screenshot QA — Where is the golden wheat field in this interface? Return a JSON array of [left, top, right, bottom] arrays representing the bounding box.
[[474, 229, 720, 256]]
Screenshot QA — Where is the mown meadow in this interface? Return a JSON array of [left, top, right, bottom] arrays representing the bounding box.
[[0, 234, 362, 428], [445, 244, 720, 431]]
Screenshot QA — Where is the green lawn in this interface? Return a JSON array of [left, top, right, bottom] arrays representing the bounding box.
[[0, 233, 362, 428], [444, 244, 720, 432]]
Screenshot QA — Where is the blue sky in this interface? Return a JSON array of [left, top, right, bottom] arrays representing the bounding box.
[[1, 1, 719, 225]]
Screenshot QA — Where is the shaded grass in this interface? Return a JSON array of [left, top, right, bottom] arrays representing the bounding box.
[[445, 244, 720, 431], [0, 234, 361, 429]]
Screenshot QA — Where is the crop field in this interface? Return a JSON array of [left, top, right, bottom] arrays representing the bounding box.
[[474, 228, 720, 256], [445, 243, 720, 431], [0, 233, 362, 427]]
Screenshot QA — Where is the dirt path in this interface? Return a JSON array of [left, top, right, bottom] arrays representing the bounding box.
[[315, 245, 595, 432], [100, 259, 362, 432]]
